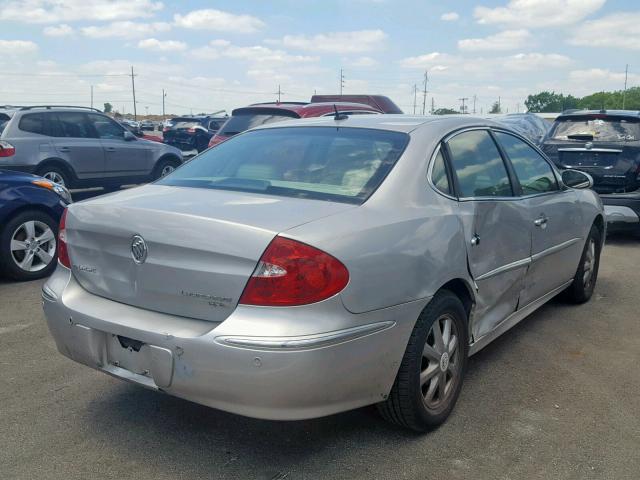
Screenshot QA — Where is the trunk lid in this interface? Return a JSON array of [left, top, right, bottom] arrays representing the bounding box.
[[65, 185, 354, 322]]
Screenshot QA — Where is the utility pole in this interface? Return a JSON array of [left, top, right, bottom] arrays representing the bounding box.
[[623, 64, 629, 109], [422, 70, 428, 115], [516, 103, 520, 113], [90, 85, 94, 109], [130, 66, 137, 121], [162, 89, 166, 118], [340, 69, 345, 95], [276, 84, 282, 103], [145, 106, 149, 116], [498, 96, 501, 113], [413, 84, 418, 114], [431, 97, 435, 114], [472, 94, 477, 114], [459, 97, 468, 114]]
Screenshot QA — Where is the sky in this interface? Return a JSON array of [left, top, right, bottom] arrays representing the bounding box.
[[1, 0, 638, 116]]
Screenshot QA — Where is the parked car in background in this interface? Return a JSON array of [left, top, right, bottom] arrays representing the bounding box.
[[140, 120, 155, 131], [491, 113, 550, 146], [43, 115, 604, 431], [163, 116, 227, 155], [119, 120, 163, 143], [0, 106, 183, 189], [208, 102, 382, 147], [541, 110, 640, 232], [0, 169, 71, 280], [310, 94, 403, 114]]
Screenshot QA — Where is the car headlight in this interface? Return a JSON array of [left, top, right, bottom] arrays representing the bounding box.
[[31, 179, 73, 204]]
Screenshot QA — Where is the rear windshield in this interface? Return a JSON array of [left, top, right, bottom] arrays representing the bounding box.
[[172, 121, 201, 129], [218, 112, 298, 136], [550, 116, 640, 142], [158, 127, 409, 204]]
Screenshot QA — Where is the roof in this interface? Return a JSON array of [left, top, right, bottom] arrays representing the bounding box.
[[250, 114, 504, 134], [557, 109, 640, 119], [233, 101, 382, 117]]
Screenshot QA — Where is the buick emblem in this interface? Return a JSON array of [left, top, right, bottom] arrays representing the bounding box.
[[131, 235, 148, 264], [585, 142, 593, 150]]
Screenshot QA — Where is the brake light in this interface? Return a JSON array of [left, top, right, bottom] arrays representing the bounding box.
[[188, 127, 196, 133], [208, 135, 225, 148], [239, 236, 349, 306], [57, 209, 70, 268], [0, 140, 15, 157], [163, 127, 170, 132]]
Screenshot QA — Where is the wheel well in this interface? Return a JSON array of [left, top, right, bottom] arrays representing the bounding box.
[[0, 204, 58, 235], [439, 278, 474, 319], [157, 154, 181, 166], [593, 214, 605, 240], [36, 159, 76, 182]]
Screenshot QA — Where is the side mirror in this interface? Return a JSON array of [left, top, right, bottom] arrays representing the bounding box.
[[562, 169, 593, 189], [123, 130, 136, 141]]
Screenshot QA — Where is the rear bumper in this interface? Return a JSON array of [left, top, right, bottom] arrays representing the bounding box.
[[600, 191, 640, 227], [42, 266, 425, 420]]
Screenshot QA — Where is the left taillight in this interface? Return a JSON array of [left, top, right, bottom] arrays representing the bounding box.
[[239, 236, 349, 307], [0, 140, 15, 157], [57, 209, 70, 268]]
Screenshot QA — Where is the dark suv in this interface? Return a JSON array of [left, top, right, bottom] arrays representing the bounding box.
[[163, 116, 227, 155], [541, 110, 640, 231], [0, 106, 183, 189]]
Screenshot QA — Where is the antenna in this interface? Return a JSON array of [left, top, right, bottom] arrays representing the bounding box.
[[333, 104, 348, 121]]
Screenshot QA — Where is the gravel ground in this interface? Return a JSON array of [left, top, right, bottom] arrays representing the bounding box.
[[1, 234, 639, 480]]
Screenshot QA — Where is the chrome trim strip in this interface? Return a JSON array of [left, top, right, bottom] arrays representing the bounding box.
[[475, 257, 531, 281], [531, 237, 582, 262], [469, 279, 573, 355], [558, 148, 622, 153], [216, 321, 395, 351]]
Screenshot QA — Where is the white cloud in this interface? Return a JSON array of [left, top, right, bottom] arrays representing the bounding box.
[[0, 39, 38, 54], [138, 38, 186, 52], [502, 52, 571, 71], [567, 68, 640, 95], [191, 41, 316, 64], [81, 21, 171, 39], [352, 56, 378, 67], [43, 24, 74, 37], [0, 0, 163, 24], [458, 29, 532, 51], [474, 0, 605, 28], [174, 9, 264, 33], [441, 12, 459, 21], [569, 12, 640, 50], [278, 30, 387, 53]]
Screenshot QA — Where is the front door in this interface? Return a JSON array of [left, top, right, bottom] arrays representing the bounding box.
[[445, 129, 531, 340], [492, 131, 585, 306]]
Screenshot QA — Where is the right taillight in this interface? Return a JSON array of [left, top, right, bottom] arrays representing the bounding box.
[[239, 236, 349, 307], [57, 209, 70, 268], [0, 140, 15, 157]]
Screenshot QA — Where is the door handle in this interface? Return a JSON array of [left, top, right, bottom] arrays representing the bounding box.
[[534, 215, 548, 227], [105, 147, 117, 152], [470, 234, 480, 246], [58, 147, 70, 152]]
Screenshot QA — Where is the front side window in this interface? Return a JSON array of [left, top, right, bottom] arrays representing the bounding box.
[[494, 131, 558, 195], [158, 127, 409, 204], [431, 149, 451, 195], [19, 113, 46, 135], [88, 114, 125, 140], [447, 130, 513, 198]]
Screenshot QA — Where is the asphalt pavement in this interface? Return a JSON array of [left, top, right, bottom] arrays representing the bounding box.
[[1, 234, 639, 480]]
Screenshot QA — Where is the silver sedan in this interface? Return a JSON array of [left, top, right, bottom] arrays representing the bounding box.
[[42, 115, 604, 431]]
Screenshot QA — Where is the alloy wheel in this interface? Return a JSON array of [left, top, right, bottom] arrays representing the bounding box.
[[42, 171, 65, 186], [10, 220, 56, 273], [161, 164, 175, 177], [420, 313, 461, 410], [582, 238, 596, 287]]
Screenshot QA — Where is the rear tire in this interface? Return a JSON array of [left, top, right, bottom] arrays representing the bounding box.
[[378, 290, 469, 431], [0, 209, 58, 281], [563, 225, 602, 304], [36, 165, 69, 188]]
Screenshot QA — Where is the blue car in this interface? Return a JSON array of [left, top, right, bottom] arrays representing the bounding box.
[[0, 169, 71, 280]]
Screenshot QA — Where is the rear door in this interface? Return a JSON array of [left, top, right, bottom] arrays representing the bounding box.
[[494, 131, 584, 306], [87, 113, 150, 177], [445, 129, 531, 340], [49, 112, 104, 179]]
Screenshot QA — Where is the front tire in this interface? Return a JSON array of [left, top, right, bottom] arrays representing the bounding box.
[[378, 290, 469, 431], [152, 157, 180, 180], [0, 210, 58, 281], [563, 225, 602, 304]]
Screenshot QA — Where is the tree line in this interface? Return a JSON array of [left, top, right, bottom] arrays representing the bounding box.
[[525, 87, 640, 113]]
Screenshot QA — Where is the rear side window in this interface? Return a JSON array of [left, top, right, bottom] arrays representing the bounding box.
[[494, 131, 558, 195], [447, 130, 513, 198], [431, 149, 451, 195], [50, 112, 96, 139], [158, 126, 409, 204], [19, 113, 47, 135]]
